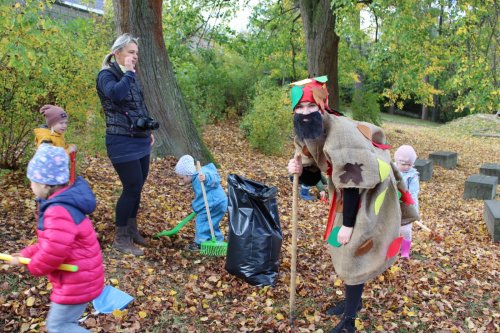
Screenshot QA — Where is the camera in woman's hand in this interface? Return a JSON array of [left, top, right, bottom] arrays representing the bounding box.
[[135, 117, 160, 130]]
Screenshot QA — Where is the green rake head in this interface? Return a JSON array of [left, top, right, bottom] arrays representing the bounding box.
[[200, 240, 228, 257]]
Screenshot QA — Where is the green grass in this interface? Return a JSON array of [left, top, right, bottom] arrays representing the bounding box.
[[440, 114, 500, 136], [0, 169, 12, 179], [340, 107, 441, 128], [380, 113, 441, 127], [150, 312, 188, 333], [0, 273, 30, 296]]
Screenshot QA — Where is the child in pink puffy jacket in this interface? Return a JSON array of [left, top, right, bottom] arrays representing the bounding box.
[[10, 144, 104, 333]]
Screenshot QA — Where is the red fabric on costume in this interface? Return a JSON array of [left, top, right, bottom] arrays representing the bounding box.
[[400, 190, 415, 205], [372, 142, 392, 150], [326, 161, 332, 176], [323, 190, 337, 241], [297, 80, 329, 113]]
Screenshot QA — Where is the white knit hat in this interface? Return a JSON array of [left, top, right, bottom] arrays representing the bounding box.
[[175, 155, 196, 176]]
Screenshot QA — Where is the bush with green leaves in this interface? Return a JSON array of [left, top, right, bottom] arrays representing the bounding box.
[[162, 2, 259, 127], [174, 48, 258, 127], [0, 1, 110, 169], [351, 89, 382, 126], [240, 81, 292, 156]]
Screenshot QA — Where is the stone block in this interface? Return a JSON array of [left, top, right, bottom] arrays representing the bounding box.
[[484, 200, 500, 242], [414, 159, 433, 181], [464, 174, 497, 200], [480, 163, 500, 181], [429, 151, 458, 169]]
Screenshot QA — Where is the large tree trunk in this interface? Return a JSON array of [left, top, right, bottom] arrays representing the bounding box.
[[113, 0, 211, 161], [299, 0, 340, 110]]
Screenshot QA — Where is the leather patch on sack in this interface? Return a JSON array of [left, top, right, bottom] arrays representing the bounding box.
[[354, 239, 373, 257], [339, 163, 364, 185], [357, 123, 372, 141]]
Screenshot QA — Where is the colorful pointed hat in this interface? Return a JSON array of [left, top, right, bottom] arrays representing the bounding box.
[[290, 75, 329, 112]]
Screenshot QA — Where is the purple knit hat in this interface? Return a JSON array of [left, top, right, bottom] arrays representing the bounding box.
[[394, 145, 417, 165], [39, 105, 68, 127]]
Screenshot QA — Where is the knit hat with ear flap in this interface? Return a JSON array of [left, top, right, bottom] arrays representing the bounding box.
[[39, 104, 68, 127], [175, 155, 196, 176], [394, 145, 417, 165], [27, 144, 69, 185]]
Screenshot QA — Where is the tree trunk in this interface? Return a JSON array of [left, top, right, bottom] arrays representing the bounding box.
[[389, 103, 395, 115], [421, 75, 429, 120], [299, 0, 340, 110], [431, 4, 444, 123], [355, 73, 363, 91], [113, 0, 211, 162]]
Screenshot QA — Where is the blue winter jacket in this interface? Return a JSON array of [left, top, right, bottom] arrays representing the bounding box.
[[191, 163, 227, 213], [96, 62, 151, 138], [401, 167, 420, 212]]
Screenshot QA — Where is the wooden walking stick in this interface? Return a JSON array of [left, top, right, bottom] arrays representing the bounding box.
[[414, 220, 443, 243], [289, 172, 299, 324]]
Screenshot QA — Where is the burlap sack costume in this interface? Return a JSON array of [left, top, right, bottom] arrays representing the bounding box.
[[292, 77, 418, 286]]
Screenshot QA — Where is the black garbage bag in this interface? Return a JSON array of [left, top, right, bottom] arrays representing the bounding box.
[[225, 174, 282, 286]]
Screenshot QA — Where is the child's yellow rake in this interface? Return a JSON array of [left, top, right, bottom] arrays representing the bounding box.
[[0, 253, 78, 272], [196, 161, 227, 257]]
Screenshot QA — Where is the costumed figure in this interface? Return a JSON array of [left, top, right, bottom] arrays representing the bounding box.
[[287, 76, 418, 332]]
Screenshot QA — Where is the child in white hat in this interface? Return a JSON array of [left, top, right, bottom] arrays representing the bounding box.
[[394, 145, 420, 258], [175, 155, 227, 251]]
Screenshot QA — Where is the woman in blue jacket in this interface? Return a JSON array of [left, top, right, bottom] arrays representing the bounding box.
[[96, 33, 158, 256]]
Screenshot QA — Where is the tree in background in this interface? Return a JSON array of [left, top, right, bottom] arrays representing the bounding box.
[[113, 0, 211, 161], [162, 0, 259, 124], [239, 0, 308, 84], [299, 0, 341, 109], [339, 0, 499, 121], [445, 1, 498, 118]]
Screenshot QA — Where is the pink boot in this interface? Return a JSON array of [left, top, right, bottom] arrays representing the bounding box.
[[401, 239, 411, 258]]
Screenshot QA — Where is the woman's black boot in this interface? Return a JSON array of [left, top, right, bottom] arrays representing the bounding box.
[[329, 316, 356, 333], [326, 299, 362, 316]]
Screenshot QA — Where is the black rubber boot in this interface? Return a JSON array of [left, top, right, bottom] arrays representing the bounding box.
[[326, 300, 362, 316], [113, 226, 144, 256], [127, 218, 149, 246], [329, 316, 356, 333]]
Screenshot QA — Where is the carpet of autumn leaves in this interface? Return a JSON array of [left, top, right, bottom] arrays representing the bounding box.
[[1, 114, 499, 333]]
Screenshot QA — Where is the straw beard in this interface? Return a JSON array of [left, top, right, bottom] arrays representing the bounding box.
[[293, 111, 324, 141]]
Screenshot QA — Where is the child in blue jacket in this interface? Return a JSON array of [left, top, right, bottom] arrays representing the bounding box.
[[175, 155, 228, 251]]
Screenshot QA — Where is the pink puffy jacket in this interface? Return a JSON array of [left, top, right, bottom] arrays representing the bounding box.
[[21, 177, 104, 304]]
